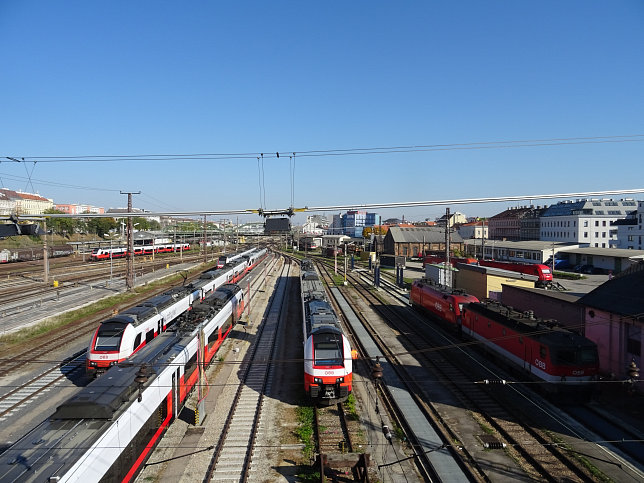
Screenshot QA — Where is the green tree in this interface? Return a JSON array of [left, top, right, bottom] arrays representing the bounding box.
[[87, 217, 118, 237], [44, 209, 76, 237]]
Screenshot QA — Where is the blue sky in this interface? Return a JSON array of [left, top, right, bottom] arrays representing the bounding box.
[[1, 1, 643, 224]]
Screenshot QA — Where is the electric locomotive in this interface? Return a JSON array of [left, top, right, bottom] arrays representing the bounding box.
[[301, 259, 353, 405], [462, 301, 599, 397], [410, 278, 480, 329]]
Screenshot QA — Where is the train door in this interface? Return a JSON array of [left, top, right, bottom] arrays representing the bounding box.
[[172, 369, 179, 420]]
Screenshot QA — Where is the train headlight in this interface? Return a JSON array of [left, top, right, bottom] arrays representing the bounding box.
[[314, 378, 323, 385], [336, 377, 344, 383], [89, 361, 97, 367]]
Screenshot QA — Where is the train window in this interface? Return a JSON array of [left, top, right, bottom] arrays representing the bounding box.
[[580, 347, 599, 364], [146, 330, 154, 344], [519, 336, 523, 344], [540, 346, 547, 359], [94, 322, 126, 351], [555, 349, 575, 365], [133, 333, 142, 351], [313, 333, 343, 366]]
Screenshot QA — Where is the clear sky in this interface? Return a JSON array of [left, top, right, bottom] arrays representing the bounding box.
[[1, 1, 643, 224]]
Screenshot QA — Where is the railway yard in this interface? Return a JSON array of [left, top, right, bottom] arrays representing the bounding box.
[[0, 247, 643, 482]]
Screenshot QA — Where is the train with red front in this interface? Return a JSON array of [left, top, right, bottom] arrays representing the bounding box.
[[421, 255, 553, 287], [301, 258, 354, 405], [410, 279, 599, 399]]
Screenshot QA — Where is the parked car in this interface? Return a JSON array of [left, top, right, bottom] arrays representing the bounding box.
[[574, 264, 600, 274]]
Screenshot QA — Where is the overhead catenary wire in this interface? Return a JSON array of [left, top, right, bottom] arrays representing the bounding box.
[[4, 133, 644, 163], [13, 187, 644, 220]]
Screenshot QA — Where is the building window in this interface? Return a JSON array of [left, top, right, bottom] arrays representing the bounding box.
[[595, 221, 599, 227], [584, 221, 588, 227], [602, 220, 606, 226], [584, 232, 588, 238], [595, 232, 599, 238]]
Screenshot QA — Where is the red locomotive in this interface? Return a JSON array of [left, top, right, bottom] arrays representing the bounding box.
[[462, 301, 598, 397], [421, 255, 477, 268], [476, 259, 553, 286], [410, 278, 480, 328], [411, 279, 599, 398]]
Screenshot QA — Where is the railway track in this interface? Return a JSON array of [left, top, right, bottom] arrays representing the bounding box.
[[0, 351, 86, 422], [346, 267, 595, 481], [313, 259, 449, 481], [204, 257, 291, 482], [315, 402, 353, 459]]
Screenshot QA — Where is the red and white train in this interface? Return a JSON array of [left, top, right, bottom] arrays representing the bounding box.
[[421, 255, 553, 287], [86, 247, 267, 375], [90, 243, 191, 261], [0, 282, 246, 482], [411, 279, 599, 397], [216, 247, 256, 268], [301, 258, 353, 405]]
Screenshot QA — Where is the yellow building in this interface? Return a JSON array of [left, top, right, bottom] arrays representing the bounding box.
[[454, 263, 537, 301]]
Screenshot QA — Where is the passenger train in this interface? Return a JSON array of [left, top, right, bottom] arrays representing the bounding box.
[[301, 258, 353, 405], [216, 247, 255, 268], [86, 247, 267, 375], [410, 278, 599, 398], [0, 282, 246, 482], [90, 243, 191, 261]]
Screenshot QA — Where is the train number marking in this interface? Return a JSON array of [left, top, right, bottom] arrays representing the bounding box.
[[534, 359, 546, 370]]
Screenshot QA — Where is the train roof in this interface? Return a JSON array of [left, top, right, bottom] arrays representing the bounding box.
[[467, 302, 594, 348], [122, 305, 158, 323], [413, 278, 479, 301]]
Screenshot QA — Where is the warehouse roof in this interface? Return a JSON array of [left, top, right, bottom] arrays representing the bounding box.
[[387, 226, 463, 243], [578, 269, 644, 318]]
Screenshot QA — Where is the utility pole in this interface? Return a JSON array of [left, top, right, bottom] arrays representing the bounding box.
[[43, 219, 49, 285], [121, 191, 140, 290], [445, 207, 451, 287], [203, 215, 207, 264], [481, 218, 486, 259]]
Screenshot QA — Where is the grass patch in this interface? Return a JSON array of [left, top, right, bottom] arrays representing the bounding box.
[[553, 271, 586, 280], [344, 394, 360, 421], [296, 405, 316, 461], [543, 430, 611, 482]]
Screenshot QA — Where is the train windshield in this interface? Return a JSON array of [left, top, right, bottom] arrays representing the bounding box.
[[541, 268, 551, 274], [94, 322, 126, 351], [553, 346, 598, 365], [313, 333, 343, 366]]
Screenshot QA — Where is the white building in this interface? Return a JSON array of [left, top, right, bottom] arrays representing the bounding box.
[[457, 221, 488, 240], [539, 199, 637, 248], [614, 200, 644, 250]]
